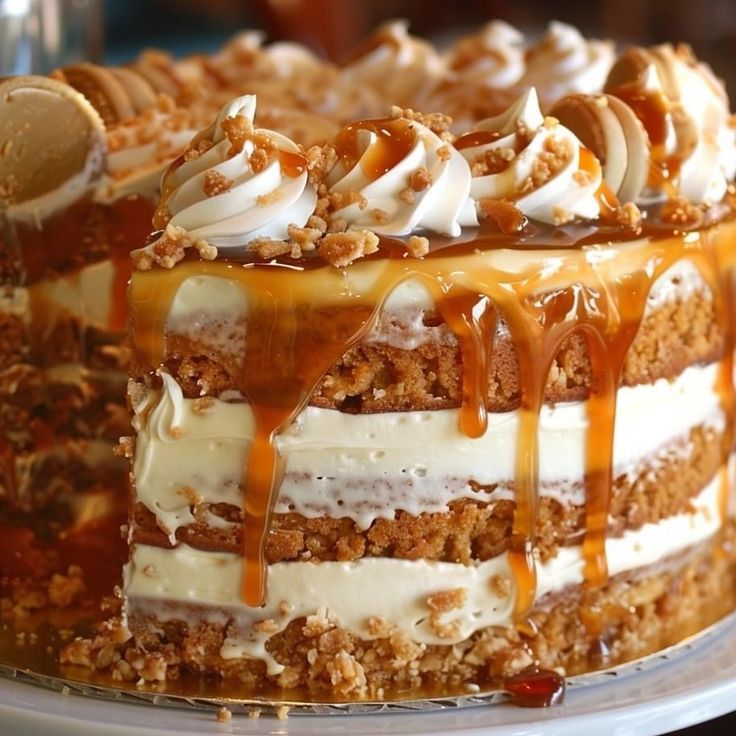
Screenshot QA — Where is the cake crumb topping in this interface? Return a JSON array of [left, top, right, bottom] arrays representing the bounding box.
[[184, 138, 213, 162], [407, 235, 429, 258], [660, 196, 704, 228], [319, 230, 379, 268], [133, 224, 217, 270], [255, 188, 283, 206], [409, 166, 432, 191], [389, 105, 454, 140], [202, 170, 233, 197], [220, 113, 253, 156], [427, 588, 467, 612], [616, 202, 643, 231], [479, 198, 526, 233]]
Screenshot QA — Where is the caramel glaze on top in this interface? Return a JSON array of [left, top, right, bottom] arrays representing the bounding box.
[[129, 201, 736, 625]]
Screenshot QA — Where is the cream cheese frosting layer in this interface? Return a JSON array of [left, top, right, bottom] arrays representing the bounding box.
[[124, 473, 722, 674], [161, 256, 713, 353], [132, 362, 724, 535]]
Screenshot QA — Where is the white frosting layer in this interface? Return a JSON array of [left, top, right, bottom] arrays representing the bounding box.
[[459, 89, 604, 225], [160, 258, 711, 349], [164, 95, 316, 249], [133, 363, 723, 536], [125, 473, 722, 674]]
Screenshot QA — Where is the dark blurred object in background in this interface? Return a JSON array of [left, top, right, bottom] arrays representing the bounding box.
[[104, 0, 736, 97]]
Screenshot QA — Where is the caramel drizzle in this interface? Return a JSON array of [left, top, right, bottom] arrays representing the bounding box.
[[129, 216, 736, 616], [333, 118, 416, 180]]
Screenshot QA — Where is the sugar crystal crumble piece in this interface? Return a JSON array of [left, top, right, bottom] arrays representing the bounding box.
[[407, 235, 429, 258], [249, 238, 292, 259], [319, 230, 380, 268], [616, 202, 643, 231], [660, 196, 704, 228], [202, 170, 233, 197], [255, 188, 283, 206], [221, 113, 253, 156], [427, 588, 467, 612]]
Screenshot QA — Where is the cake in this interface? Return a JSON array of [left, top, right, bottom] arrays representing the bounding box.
[[4, 20, 736, 704], [0, 69, 207, 512]]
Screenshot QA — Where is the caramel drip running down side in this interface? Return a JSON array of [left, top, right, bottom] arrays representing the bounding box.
[[432, 286, 496, 438], [128, 217, 736, 615]]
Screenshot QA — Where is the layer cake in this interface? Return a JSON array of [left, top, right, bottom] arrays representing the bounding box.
[[105, 34, 736, 698]]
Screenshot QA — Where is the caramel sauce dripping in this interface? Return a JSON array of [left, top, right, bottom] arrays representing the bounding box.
[[333, 118, 415, 180], [128, 213, 736, 623]]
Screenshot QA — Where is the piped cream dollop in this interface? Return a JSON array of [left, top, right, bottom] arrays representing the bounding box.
[[340, 20, 444, 107], [159, 95, 316, 249], [325, 113, 476, 236], [605, 44, 736, 205], [456, 88, 605, 225], [444, 20, 525, 89], [519, 22, 615, 110]]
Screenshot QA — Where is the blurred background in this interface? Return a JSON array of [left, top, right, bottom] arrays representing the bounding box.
[[101, 0, 736, 92], [3, 0, 736, 95]]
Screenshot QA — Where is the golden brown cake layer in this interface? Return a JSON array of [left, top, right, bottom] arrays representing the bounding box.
[[130, 422, 721, 564], [142, 291, 721, 412]]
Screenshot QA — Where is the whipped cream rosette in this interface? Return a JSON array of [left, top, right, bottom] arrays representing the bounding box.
[[605, 44, 736, 205], [325, 114, 476, 236], [519, 22, 615, 110], [158, 95, 316, 248], [456, 88, 605, 225], [444, 20, 525, 89], [340, 20, 444, 107]]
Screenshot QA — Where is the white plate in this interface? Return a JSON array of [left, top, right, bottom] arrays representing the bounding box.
[[2, 614, 736, 736]]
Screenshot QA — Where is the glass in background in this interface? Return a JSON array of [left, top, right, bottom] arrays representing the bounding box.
[[0, 0, 103, 76]]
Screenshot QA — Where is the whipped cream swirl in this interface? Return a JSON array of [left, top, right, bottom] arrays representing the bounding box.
[[519, 22, 615, 109], [161, 95, 316, 249], [340, 20, 444, 107], [444, 20, 525, 89], [325, 115, 476, 236], [605, 44, 736, 205], [458, 88, 604, 225]]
